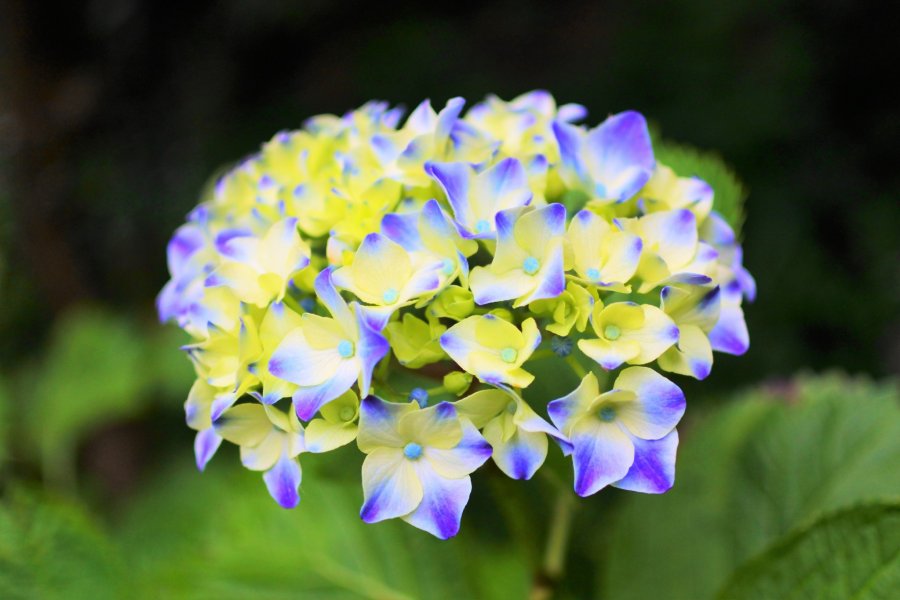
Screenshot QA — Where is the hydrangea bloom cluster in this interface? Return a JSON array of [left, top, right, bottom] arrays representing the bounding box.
[[159, 91, 754, 539]]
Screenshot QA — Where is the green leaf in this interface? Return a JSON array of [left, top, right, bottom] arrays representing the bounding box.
[[601, 373, 900, 600], [117, 451, 530, 599], [719, 502, 900, 600], [654, 139, 748, 235], [17, 309, 195, 487], [0, 491, 126, 599]]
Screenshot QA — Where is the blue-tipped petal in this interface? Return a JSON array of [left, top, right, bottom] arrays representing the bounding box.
[[613, 430, 678, 494], [571, 421, 635, 497], [355, 305, 391, 396], [194, 428, 222, 471], [425, 419, 491, 478], [403, 463, 471, 540], [292, 360, 358, 421], [360, 449, 423, 523], [709, 305, 750, 355], [381, 212, 422, 252], [584, 111, 654, 201], [314, 267, 355, 329], [357, 394, 413, 451], [491, 428, 548, 480], [263, 453, 302, 509], [428, 162, 472, 227]]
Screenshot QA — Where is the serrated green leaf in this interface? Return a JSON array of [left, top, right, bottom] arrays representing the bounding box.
[[655, 140, 748, 235], [718, 502, 900, 600], [602, 373, 900, 600], [117, 451, 530, 599]]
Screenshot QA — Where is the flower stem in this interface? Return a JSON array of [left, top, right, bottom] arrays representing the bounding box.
[[531, 489, 577, 599], [565, 353, 587, 379]]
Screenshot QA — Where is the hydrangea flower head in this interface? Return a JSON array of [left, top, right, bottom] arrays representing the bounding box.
[[160, 91, 754, 538]]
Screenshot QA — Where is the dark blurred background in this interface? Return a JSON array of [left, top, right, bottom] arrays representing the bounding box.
[[1, 1, 898, 597]]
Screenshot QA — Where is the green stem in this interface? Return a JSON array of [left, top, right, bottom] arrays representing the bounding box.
[[565, 354, 587, 379], [531, 489, 577, 600]]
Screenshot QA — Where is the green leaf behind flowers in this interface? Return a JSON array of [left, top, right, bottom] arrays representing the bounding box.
[[719, 502, 900, 600], [602, 373, 900, 600]]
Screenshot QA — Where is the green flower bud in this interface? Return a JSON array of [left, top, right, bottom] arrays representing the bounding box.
[[443, 371, 474, 396], [427, 285, 475, 321]]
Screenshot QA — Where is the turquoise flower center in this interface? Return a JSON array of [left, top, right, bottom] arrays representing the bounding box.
[[586, 267, 600, 280], [441, 258, 455, 276], [599, 406, 617, 422], [500, 347, 518, 363], [382, 288, 399, 304], [475, 219, 491, 234], [337, 340, 355, 358], [522, 256, 540, 275], [505, 401, 517, 415], [339, 406, 355, 421], [604, 325, 621, 341], [403, 442, 423, 460]]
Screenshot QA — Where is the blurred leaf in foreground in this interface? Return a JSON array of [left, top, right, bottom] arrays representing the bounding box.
[[602, 373, 900, 599], [0, 491, 125, 600], [117, 450, 529, 600], [15, 309, 193, 487], [719, 501, 900, 599]]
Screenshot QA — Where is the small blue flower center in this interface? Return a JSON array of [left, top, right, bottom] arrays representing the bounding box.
[[604, 325, 621, 341], [523, 256, 540, 275], [382, 288, 399, 304], [475, 219, 491, 234], [409, 387, 429, 408], [599, 406, 617, 422], [337, 339, 355, 358], [441, 258, 455, 276], [505, 401, 517, 415], [339, 406, 355, 421], [403, 442, 423, 460], [500, 347, 518, 363], [586, 267, 601, 281]]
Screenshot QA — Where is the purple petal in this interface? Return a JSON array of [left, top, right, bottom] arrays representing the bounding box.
[[292, 361, 358, 421], [571, 422, 635, 497], [194, 428, 222, 471], [263, 453, 302, 509], [381, 212, 422, 252], [360, 450, 423, 523], [314, 268, 355, 328], [493, 429, 547, 480], [403, 463, 472, 539], [584, 110, 654, 201], [355, 306, 391, 396], [613, 430, 678, 494], [427, 162, 472, 227], [709, 305, 750, 355]]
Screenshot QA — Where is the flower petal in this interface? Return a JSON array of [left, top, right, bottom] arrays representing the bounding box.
[[571, 420, 635, 497], [485, 424, 548, 480], [402, 462, 472, 539], [547, 372, 600, 435], [194, 428, 222, 471], [425, 419, 491, 478], [292, 360, 359, 421], [357, 395, 416, 452], [583, 111, 654, 201], [360, 447, 423, 523], [709, 304, 750, 355], [263, 453, 302, 509], [614, 367, 686, 440], [613, 430, 678, 494]]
